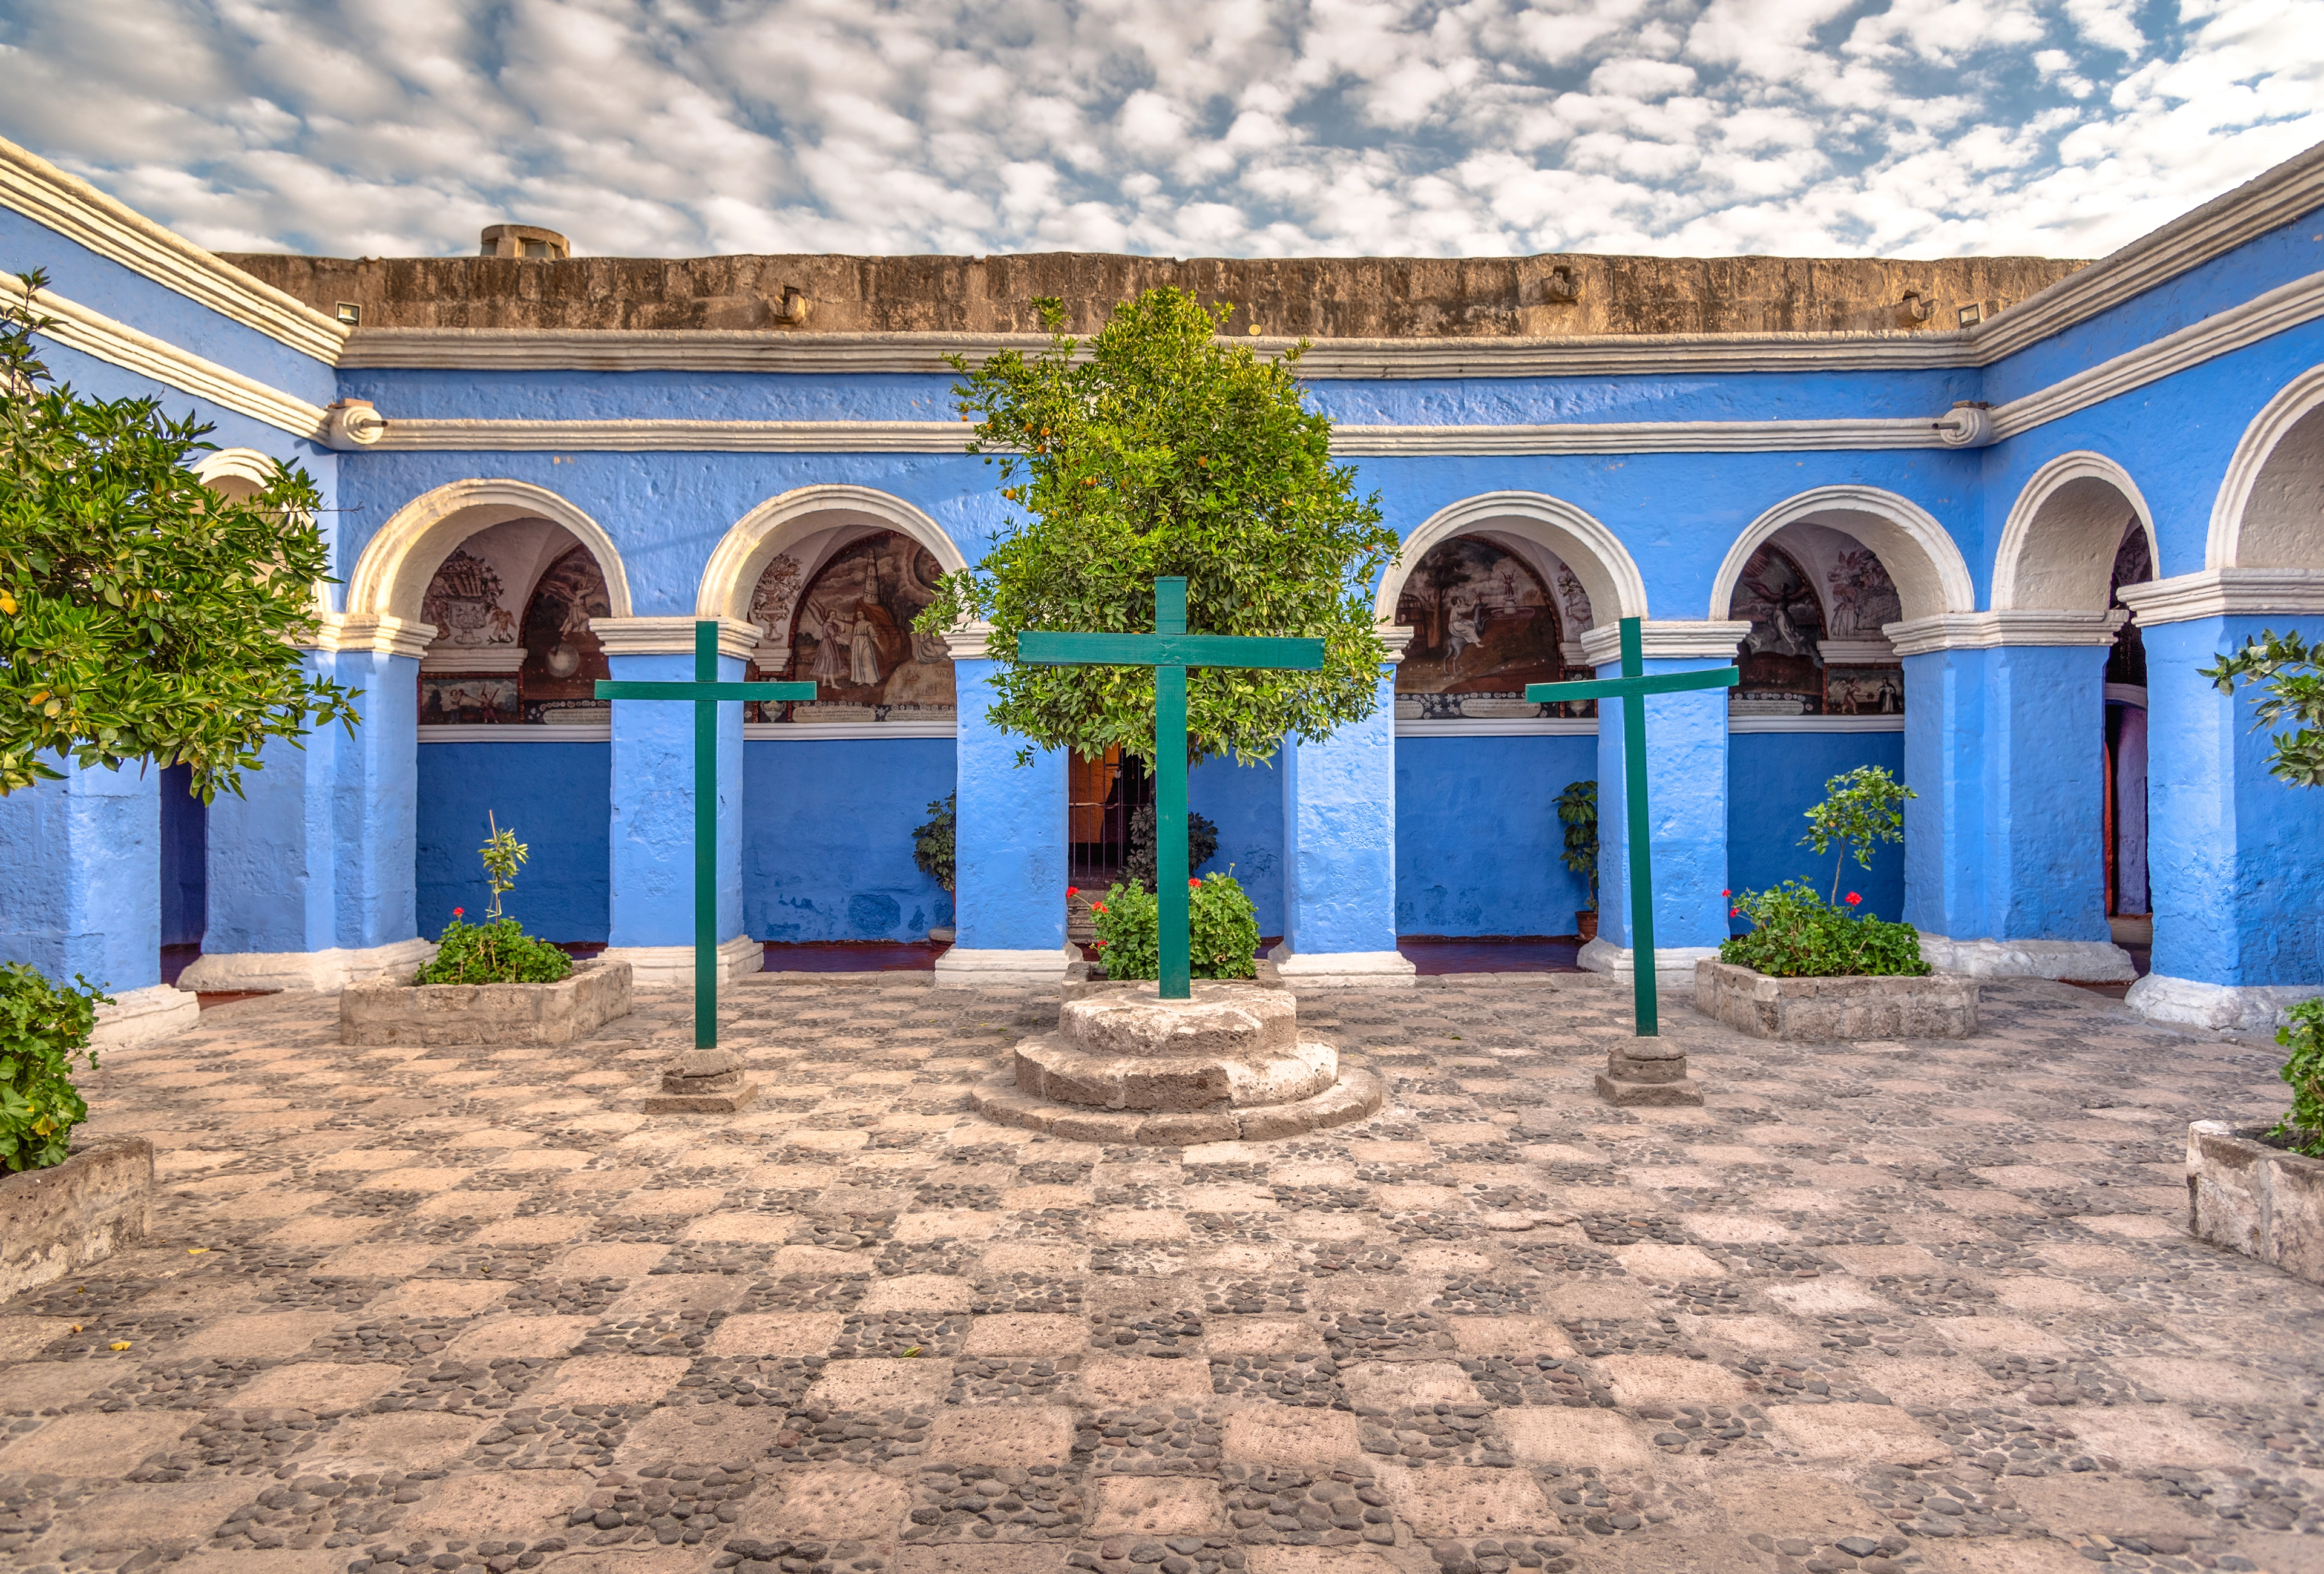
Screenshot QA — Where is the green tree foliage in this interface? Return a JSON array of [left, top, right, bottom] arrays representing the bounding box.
[[2274, 999, 2324, 1157], [1125, 806, 1219, 892], [0, 961, 110, 1171], [914, 288, 1400, 767], [1088, 872, 1261, 981], [1800, 765, 1915, 906], [2201, 629, 2324, 787], [1556, 780, 1598, 909], [1720, 881, 1930, 978], [0, 272, 359, 799]]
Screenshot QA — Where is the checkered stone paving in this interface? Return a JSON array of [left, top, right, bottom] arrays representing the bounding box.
[[2, 972, 2320, 1574]]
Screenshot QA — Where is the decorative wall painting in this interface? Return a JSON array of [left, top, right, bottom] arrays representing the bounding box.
[[1729, 544, 1828, 714], [1824, 667, 1904, 714], [520, 545, 614, 700], [761, 531, 956, 723], [1393, 535, 1590, 719], [421, 550, 518, 648], [420, 675, 521, 725]]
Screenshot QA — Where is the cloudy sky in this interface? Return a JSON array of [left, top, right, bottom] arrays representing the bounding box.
[[4, 0, 2320, 263]]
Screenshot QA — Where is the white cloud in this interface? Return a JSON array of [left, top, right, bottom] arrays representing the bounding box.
[[0, 0, 2316, 266]]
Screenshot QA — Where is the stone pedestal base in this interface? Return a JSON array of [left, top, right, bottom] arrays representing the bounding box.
[[968, 980, 1380, 1144], [1594, 1069, 1704, 1106], [645, 1047, 761, 1113], [1595, 1038, 1702, 1106]]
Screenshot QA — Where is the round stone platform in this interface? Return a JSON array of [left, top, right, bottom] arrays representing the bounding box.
[[968, 979, 1383, 1143]]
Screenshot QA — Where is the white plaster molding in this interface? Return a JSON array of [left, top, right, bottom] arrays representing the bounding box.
[[2126, 972, 2321, 1032], [1331, 417, 1951, 454], [192, 447, 286, 492], [1577, 938, 1722, 987], [2112, 568, 2324, 624], [349, 479, 634, 625], [1578, 620, 1751, 666], [1396, 717, 1598, 737], [589, 616, 761, 660], [1992, 452, 2159, 612], [1712, 486, 1977, 627], [1915, 933, 2136, 982], [1376, 625, 1415, 666], [308, 613, 436, 660], [419, 724, 612, 743], [421, 645, 526, 673], [599, 935, 763, 989], [1265, 945, 1419, 989], [2105, 683, 2149, 708], [0, 273, 332, 440], [0, 134, 347, 362], [1882, 609, 2125, 657], [943, 622, 996, 661], [90, 984, 201, 1050], [697, 484, 968, 625], [1727, 715, 1906, 733], [177, 938, 438, 993], [1816, 639, 1899, 664], [1382, 492, 1648, 625], [371, 418, 979, 453], [743, 721, 958, 740], [2207, 360, 2324, 570], [933, 944, 1078, 986]]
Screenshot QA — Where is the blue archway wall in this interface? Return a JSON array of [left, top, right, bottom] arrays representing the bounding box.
[[1728, 733, 1908, 923], [416, 743, 611, 943]]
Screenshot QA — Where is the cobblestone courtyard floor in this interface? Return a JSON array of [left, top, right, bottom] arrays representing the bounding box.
[[4, 973, 2322, 1574]]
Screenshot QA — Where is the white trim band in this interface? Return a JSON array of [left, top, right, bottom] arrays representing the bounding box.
[[1396, 718, 1598, 737], [419, 725, 612, 743], [1727, 716, 1905, 733], [2126, 973, 2320, 1032], [176, 938, 438, 993], [744, 722, 958, 740], [600, 934, 763, 989], [933, 944, 1078, 987], [590, 616, 761, 660], [2115, 569, 2324, 624], [1883, 610, 2126, 657], [1579, 621, 1751, 665], [1267, 945, 1419, 989], [1915, 933, 2135, 982], [91, 984, 201, 1050]]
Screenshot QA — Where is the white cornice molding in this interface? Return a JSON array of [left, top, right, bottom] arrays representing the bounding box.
[[1882, 610, 2125, 656], [419, 724, 613, 743], [743, 721, 959, 740], [1331, 417, 1950, 454], [1729, 714, 1906, 733], [1377, 625, 1415, 665], [2, 274, 331, 441], [307, 613, 436, 659], [1817, 639, 1899, 664], [942, 622, 996, 661], [1578, 620, 1751, 665], [370, 417, 979, 453], [2114, 569, 2324, 624], [590, 616, 761, 659], [0, 136, 347, 363], [1396, 716, 1597, 736], [421, 645, 526, 673]]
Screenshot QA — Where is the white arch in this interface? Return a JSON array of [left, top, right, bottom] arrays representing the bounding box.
[[1992, 452, 2158, 611], [2209, 363, 2324, 570], [346, 478, 633, 623], [697, 484, 968, 624], [193, 447, 285, 496], [1710, 485, 1975, 625], [1374, 490, 1648, 627]]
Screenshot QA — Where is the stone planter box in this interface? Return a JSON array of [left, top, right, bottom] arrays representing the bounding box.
[[1, 1134, 153, 1300], [1694, 959, 1979, 1041], [2186, 1121, 2324, 1285], [340, 960, 632, 1046]]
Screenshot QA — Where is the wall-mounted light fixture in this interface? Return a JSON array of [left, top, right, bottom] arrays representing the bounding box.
[[334, 302, 361, 326], [1957, 302, 1984, 328]]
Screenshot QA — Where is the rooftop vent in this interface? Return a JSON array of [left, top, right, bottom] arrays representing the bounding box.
[[479, 224, 570, 260]]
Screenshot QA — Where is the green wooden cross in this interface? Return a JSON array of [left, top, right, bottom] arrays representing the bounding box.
[[1019, 578, 1325, 999], [596, 621, 813, 1049], [1525, 616, 1739, 1036]]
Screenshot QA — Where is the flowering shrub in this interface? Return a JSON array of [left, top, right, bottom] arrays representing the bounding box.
[[1719, 881, 1929, 978], [413, 818, 573, 986], [1, 961, 111, 1172], [2274, 998, 2324, 1157], [1087, 872, 1261, 981]]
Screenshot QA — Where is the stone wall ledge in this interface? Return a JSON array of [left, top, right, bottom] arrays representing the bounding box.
[[1693, 958, 1980, 1041], [0, 1134, 153, 1301], [2187, 1121, 2324, 1286], [338, 959, 632, 1047]]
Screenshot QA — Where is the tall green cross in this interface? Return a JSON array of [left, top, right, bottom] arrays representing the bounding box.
[[1019, 577, 1325, 999], [596, 621, 813, 1049], [1525, 616, 1738, 1036]]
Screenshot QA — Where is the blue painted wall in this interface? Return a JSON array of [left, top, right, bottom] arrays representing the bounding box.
[[417, 743, 611, 943], [952, 657, 1068, 953], [1395, 735, 1595, 936], [1191, 754, 1286, 937], [1727, 732, 1908, 926], [744, 738, 956, 941]]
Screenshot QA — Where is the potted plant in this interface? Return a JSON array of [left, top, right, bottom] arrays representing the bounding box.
[[913, 792, 957, 941], [340, 815, 631, 1045], [1, 963, 153, 1298], [1696, 767, 1978, 1040], [1557, 779, 1598, 941]]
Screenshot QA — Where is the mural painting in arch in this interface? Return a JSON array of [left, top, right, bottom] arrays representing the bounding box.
[[1393, 533, 1597, 720], [1726, 528, 1906, 716], [417, 519, 614, 726], [747, 529, 956, 725], [2106, 519, 2155, 923]]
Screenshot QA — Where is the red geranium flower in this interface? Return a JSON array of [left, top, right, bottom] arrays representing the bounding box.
[[1845, 892, 1862, 906], [1190, 877, 1202, 889], [1721, 889, 1730, 897], [1091, 902, 1106, 915], [1730, 907, 1740, 917], [1067, 886, 1078, 898], [453, 907, 464, 918]]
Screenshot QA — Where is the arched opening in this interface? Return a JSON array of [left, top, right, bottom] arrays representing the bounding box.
[[700, 489, 966, 949], [1997, 452, 2156, 975], [1380, 493, 1645, 948], [1721, 515, 1912, 923], [365, 486, 628, 952], [2208, 364, 2324, 571]]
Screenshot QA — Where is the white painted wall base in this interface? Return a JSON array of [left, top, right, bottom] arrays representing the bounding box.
[[90, 983, 201, 1049], [2126, 973, 2321, 1032], [1267, 946, 1419, 988], [1916, 933, 2136, 981], [601, 934, 762, 989], [176, 938, 438, 993], [933, 944, 1078, 987], [1578, 938, 1721, 992]]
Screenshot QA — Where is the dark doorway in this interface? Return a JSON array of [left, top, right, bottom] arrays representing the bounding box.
[[1068, 747, 1152, 891], [159, 762, 206, 986]]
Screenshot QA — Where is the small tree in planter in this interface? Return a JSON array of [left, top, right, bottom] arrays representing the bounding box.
[[0, 963, 111, 1171], [1089, 873, 1262, 981], [415, 815, 572, 986], [1722, 766, 1924, 977], [1556, 779, 1598, 940]]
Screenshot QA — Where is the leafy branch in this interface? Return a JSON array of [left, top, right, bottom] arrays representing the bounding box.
[[2201, 628, 2324, 788]]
